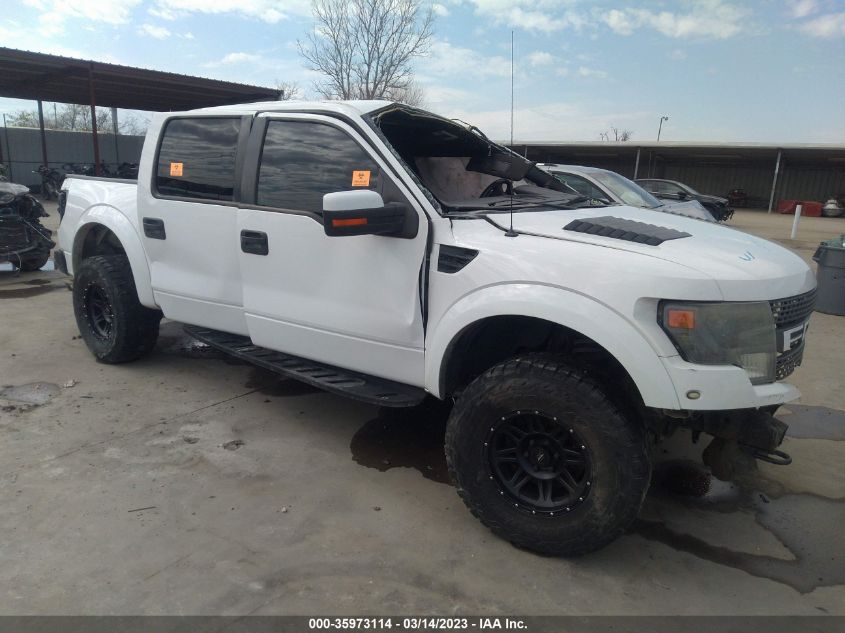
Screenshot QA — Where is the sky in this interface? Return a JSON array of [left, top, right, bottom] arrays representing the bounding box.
[[1, 0, 844, 143]]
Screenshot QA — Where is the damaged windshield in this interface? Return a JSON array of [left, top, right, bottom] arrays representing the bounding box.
[[369, 105, 605, 215]]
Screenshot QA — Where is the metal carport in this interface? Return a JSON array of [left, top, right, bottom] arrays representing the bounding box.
[[0, 47, 281, 175]]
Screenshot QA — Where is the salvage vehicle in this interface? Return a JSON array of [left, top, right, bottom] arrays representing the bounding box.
[[56, 101, 816, 556], [0, 181, 54, 271], [636, 178, 734, 222], [538, 163, 716, 222]]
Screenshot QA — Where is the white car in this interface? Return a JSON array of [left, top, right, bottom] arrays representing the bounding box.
[[538, 163, 717, 222], [56, 101, 816, 556]]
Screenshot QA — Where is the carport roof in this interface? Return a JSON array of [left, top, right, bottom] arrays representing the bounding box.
[[506, 140, 845, 165], [0, 47, 281, 111]]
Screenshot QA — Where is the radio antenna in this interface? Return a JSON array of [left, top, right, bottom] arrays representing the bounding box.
[[505, 29, 518, 238]]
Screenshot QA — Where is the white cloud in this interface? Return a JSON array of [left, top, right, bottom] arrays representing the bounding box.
[[600, 1, 748, 39], [798, 12, 845, 37], [463, 0, 586, 33], [576, 66, 607, 79], [23, 0, 142, 35], [138, 23, 171, 39], [789, 0, 818, 19], [432, 3, 450, 17], [527, 51, 555, 67], [421, 40, 512, 78], [149, 0, 311, 23], [204, 52, 263, 67]]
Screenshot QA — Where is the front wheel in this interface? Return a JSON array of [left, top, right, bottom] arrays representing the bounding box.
[[73, 255, 162, 363], [445, 356, 650, 557]]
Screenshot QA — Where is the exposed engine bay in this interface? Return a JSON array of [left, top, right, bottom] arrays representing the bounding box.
[[0, 182, 54, 272]]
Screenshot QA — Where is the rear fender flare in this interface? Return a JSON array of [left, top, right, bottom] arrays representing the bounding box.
[[72, 205, 156, 308]]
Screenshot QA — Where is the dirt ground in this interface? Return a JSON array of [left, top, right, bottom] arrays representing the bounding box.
[[0, 206, 843, 615]]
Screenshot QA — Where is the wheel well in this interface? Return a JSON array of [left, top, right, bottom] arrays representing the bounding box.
[[441, 315, 643, 410], [74, 223, 126, 269]]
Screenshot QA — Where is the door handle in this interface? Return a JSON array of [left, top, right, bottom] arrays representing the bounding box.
[[143, 217, 166, 240], [240, 230, 269, 255]]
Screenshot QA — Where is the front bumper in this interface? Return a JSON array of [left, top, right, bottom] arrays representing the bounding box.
[[660, 355, 800, 410]]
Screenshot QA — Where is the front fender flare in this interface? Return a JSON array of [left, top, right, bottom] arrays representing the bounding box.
[[71, 205, 156, 308], [425, 283, 680, 409]]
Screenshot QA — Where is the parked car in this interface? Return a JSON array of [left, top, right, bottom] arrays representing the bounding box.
[[538, 164, 716, 222], [57, 100, 815, 556], [0, 181, 54, 271], [636, 178, 734, 222]]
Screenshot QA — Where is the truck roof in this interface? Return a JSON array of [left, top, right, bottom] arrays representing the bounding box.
[[187, 99, 393, 117]]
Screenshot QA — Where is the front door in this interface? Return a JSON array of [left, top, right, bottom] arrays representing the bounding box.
[[235, 113, 428, 386], [139, 115, 250, 334]]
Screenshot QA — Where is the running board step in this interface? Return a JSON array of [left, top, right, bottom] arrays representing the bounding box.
[[183, 325, 426, 408]]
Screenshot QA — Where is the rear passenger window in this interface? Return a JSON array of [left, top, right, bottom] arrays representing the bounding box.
[[156, 117, 241, 201], [256, 120, 379, 214]]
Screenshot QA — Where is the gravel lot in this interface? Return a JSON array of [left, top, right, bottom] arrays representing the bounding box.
[[1, 206, 843, 615]]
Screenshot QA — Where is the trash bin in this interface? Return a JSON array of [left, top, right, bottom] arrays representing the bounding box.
[[813, 235, 845, 316]]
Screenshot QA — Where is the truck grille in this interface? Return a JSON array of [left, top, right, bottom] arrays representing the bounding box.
[[770, 289, 817, 380]]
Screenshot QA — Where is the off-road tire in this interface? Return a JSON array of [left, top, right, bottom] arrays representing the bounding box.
[[445, 355, 650, 557], [73, 255, 161, 363]]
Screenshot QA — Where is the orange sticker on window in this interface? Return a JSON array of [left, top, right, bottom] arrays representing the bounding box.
[[170, 162, 184, 177], [351, 170, 371, 187]]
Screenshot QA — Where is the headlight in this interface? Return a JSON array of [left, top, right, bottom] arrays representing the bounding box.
[[660, 301, 776, 385]]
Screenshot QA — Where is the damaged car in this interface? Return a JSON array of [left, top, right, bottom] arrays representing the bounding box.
[[0, 182, 54, 271]]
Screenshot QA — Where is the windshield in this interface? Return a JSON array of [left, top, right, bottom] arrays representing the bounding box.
[[591, 171, 662, 208]]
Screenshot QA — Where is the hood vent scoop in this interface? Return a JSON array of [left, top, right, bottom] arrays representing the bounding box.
[[564, 216, 691, 246]]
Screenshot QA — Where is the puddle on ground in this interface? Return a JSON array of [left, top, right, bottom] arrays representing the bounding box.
[[0, 283, 64, 299], [350, 400, 452, 485], [0, 382, 61, 405], [245, 367, 321, 397], [777, 404, 845, 440], [634, 491, 845, 593]]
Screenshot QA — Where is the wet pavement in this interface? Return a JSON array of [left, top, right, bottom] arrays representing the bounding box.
[[1, 250, 844, 614]]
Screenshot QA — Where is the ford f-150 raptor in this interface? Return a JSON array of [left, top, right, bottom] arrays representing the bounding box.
[[55, 101, 816, 556]]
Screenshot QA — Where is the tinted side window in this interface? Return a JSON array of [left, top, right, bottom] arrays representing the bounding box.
[[156, 117, 241, 201], [257, 120, 380, 214]]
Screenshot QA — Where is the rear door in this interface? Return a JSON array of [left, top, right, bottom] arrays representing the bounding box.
[[234, 113, 429, 386], [139, 115, 251, 334]]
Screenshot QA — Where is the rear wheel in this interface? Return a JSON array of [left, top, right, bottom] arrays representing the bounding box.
[[73, 255, 161, 363], [445, 356, 650, 557]]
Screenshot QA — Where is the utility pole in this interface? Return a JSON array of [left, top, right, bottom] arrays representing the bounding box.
[[657, 115, 669, 142]]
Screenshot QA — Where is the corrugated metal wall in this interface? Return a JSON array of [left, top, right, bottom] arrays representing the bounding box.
[[0, 126, 144, 188]]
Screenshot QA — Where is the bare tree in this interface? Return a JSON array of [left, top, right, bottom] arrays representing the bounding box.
[[599, 126, 633, 142], [298, 0, 434, 101], [7, 104, 148, 135], [276, 81, 304, 101], [390, 80, 427, 107]]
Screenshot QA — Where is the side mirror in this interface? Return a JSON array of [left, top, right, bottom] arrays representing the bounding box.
[[322, 190, 417, 238], [676, 190, 688, 199]]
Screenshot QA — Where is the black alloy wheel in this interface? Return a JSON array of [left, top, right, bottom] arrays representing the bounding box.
[[487, 410, 591, 515]]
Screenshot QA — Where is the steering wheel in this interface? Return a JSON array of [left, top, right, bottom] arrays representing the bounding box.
[[480, 178, 513, 198]]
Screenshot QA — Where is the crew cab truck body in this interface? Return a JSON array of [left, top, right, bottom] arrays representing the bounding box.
[[56, 101, 816, 556]]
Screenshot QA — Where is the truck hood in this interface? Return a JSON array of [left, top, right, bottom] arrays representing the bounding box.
[[501, 206, 815, 301]]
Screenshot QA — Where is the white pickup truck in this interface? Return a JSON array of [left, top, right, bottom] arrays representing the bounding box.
[[56, 101, 816, 556]]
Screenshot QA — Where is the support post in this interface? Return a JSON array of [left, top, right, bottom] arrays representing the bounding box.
[[111, 106, 120, 165], [767, 149, 782, 214], [633, 147, 641, 179], [37, 100, 49, 170], [790, 204, 802, 239], [88, 63, 101, 176]]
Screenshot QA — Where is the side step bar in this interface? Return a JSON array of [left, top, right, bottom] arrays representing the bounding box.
[[183, 325, 427, 408]]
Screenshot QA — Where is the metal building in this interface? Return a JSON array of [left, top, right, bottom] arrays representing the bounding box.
[[511, 141, 845, 211]]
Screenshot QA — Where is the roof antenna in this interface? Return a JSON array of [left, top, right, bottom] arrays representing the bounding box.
[[505, 29, 518, 238]]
